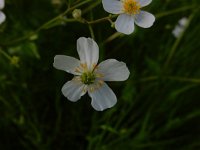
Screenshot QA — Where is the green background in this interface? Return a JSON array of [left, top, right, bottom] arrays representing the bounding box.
[[0, 0, 200, 149]]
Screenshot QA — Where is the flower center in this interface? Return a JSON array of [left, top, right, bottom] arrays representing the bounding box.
[[81, 72, 96, 85], [123, 0, 141, 15]]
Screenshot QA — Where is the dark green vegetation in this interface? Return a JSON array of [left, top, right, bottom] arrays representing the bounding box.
[[0, 0, 200, 149]]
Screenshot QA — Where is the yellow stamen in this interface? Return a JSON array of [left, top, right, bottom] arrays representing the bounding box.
[[123, 0, 141, 15], [80, 63, 88, 70], [95, 73, 104, 78], [75, 63, 105, 91], [81, 72, 96, 85], [89, 80, 104, 93], [75, 63, 89, 73], [72, 76, 81, 82], [75, 68, 81, 73], [90, 86, 95, 92], [98, 80, 104, 87], [82, 86, 87, 93]]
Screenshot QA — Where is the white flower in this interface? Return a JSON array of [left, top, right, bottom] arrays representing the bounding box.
[[53, 37, 130, 111], [0, 0, 6, 25], [172, 17, 188, 38], [102, 0, 155, 35]]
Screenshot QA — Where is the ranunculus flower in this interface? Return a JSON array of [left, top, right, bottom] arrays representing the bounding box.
[[53, 37, 130, 111], [102, 0, 155, 34]]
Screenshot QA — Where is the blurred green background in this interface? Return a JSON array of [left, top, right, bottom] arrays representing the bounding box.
[[0, 0, 200, 149]]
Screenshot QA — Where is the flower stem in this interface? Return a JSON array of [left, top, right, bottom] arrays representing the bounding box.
[[163, 10, 197, 69], [139, 76, 200, 84], [2, 3, 197, 46], [88, 24, 95, 40], [3, 0, 92, 46], [0, 48, 12, 60], [155, 5, 196, 18]]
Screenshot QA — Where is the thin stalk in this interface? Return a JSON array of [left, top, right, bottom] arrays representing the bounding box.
[[139, 76, 200, 84], [0, 48, 12, 60], [3, 0, 92, 45], [164, 10, 196, 69], [88, 25, 95, 40], [155, 5, 196, 18]]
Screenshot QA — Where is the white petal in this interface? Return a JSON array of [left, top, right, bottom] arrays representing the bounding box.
[[178, 17, 188, 27], [61, 79, 86, 102], [138, 0, 152, 7], [77, 37, 99, 70], [88, 82, 117, 111], [96, 59, 130, 81], [0, 0, 5, 9], [53, 55, 81, 75], [115, 14, 135, 35], [102, 0, 123, 14], [134, 11, 155, 28], [172, 26, 183, 38], [0, 11, 5, 25]]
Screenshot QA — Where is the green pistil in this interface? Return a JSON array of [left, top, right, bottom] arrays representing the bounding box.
[[81, 72, 95, 85]]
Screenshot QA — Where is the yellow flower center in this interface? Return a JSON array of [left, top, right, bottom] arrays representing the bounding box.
[[74, 63, 97, 85], [74, 63, 104, 88], [81, 72, 96, 85], [123, 0, 141, 15]]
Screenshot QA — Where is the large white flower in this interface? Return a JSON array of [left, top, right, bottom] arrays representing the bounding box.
[[53, 37, 130, 111], [102, 0, 155, 35], [0, 0, 6, 25]]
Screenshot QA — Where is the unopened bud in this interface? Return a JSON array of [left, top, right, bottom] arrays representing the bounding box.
[[72, 9, 82, 19], [111, 22, 115, 28], [10, 56, 20, 67]]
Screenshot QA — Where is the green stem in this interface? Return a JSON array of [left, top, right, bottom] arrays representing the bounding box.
[[166, 76, 200, 84], [2, 4, 197, 46], [82, 0, 101, 14], [103, 32, 123, 44], [0, 48, 12, 60], [155, 5, 196, 18], [88, 25, 95, 40], [139, 76, 200, 84], [164, 10, 196, 69], [68, 14, 117, 25], [88, 15, 117, 24], [3, 0, 92, 45]]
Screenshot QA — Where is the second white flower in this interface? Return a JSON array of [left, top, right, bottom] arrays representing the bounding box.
[[102, 0, 155, 35]]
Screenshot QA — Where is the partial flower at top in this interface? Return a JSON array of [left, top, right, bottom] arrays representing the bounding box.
[[172, 17, 188, 38], [0, 0, 5, 25], [102, 0, 155, 35], [53, 37, 130, 111]]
